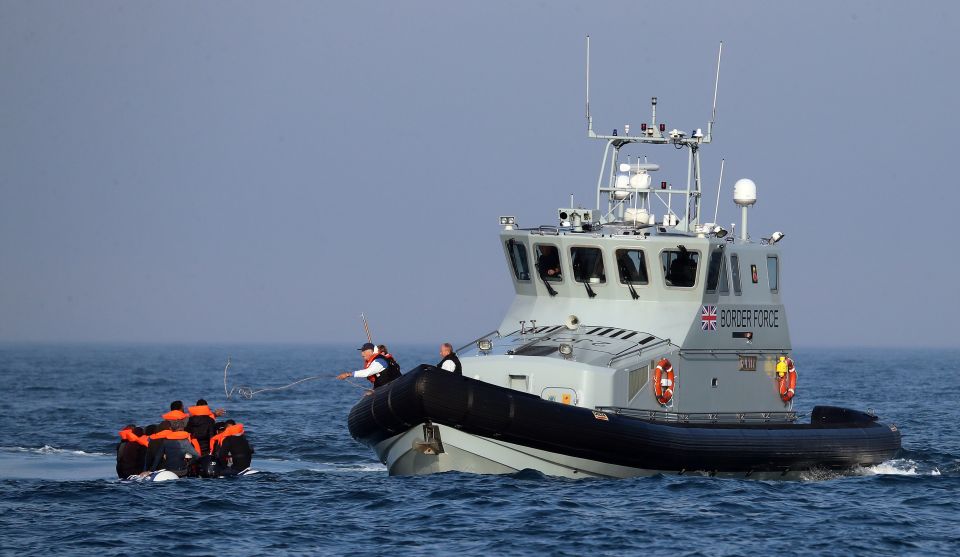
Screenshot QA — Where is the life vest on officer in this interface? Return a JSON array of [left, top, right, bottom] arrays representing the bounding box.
[[653, 358, 675, 405], [162, 409, 190, 421], [776, 356, 797, 402], [363, 353, 400, 388], [438, 353, 463, 375]]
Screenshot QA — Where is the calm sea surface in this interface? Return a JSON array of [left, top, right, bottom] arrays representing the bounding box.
[[0, 344, 957, 556]]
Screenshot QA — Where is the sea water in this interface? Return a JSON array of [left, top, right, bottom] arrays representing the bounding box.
[[0, 344, 957, 555]]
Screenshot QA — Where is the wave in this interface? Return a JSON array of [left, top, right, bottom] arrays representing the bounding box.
[[1, 445, 109, 457], [856, 458, 941, 477]]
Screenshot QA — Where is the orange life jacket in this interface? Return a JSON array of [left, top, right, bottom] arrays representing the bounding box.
[[163, 430, 202, 454], [210, 423, 245, 453], [118, 428, 149, 447], [364, 353, 393, 385], [162, 409, 190, 421], [187, 405, 215, 418]]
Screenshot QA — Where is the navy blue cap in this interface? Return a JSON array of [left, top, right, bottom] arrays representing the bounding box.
[[358, 342, 375, 351]]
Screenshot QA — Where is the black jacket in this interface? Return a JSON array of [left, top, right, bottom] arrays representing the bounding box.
[[150, 438, 199, 474], [185, 415, 217, 456], [438, 353, 463, 375], [216, 435, 254, 471], [116, 441, 146, 478]]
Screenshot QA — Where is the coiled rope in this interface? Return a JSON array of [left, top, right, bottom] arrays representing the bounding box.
[[223, 357, 370, 400]]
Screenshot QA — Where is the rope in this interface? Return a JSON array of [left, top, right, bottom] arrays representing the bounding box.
[[223, 357, 371, 400]]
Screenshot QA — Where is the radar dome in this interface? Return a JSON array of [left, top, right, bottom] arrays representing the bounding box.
[[733, 178, 757, 207]]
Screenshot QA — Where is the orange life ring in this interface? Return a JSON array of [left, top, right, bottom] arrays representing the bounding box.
[[653, 358, 675, 405], [777, 357, 797, 402]]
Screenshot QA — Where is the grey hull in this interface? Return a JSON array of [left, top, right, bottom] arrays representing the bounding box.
[[375, 423, 807, 481]]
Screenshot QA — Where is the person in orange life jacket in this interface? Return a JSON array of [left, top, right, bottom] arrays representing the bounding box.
[[185, 399, 225, 456], [147, 419, 200, 477], [213, 419, 254, 471], [116, 425, 147, 478], [336, 343, 399, 388], [438, 343, 462, 375], [376, 344, 403, 383], [142, 421, 170, 474], [162, 400, 190, 422]]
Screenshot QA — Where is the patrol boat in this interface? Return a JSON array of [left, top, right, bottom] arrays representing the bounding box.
[[347, 40, 901, 479]]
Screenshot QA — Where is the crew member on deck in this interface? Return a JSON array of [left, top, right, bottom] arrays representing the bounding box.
[[336, 342, 399, 388], [437, 343, 462, 375]]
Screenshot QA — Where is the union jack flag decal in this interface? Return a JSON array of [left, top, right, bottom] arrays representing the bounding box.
[[701, 305, 718, 331]]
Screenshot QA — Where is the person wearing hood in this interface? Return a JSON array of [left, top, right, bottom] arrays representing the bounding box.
[[213, 420, 254, 472], [116, 425, 147, 478], [185, 399, 224, 456], [142, 421, 169, 473], [146, 420, 200, 477]]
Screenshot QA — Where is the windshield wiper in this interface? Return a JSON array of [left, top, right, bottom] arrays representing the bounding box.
[[583, 281, 597, 298], [536, 265, 558, 297], [618, 265, 640, 300]]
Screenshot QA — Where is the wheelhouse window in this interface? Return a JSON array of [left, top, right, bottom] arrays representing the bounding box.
[[661, 246, 700, 288], [535, 244, 563, 282], [616, 249, 648, 285], [731, 253, 742, 295], [506, 239, 530, 281], [705, 249, 725, 293], [767, 256, 779, 292], [570, 247, 606, 283]]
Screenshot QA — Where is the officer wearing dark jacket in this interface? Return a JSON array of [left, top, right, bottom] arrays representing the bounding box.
[[438, 343, 462, 375]]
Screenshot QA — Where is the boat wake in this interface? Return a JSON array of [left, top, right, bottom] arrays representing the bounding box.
[[0, 445, 385, 481]]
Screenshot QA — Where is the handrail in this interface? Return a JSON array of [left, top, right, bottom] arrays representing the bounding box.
[[456, 330, 500, 353], [679, 348, 792, 356], [607, 337, 674, 367], [596, 406, 798, 424]]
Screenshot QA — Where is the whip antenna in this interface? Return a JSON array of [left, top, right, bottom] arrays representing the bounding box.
[[713, 158, 725, 224], [708, 41, 723, 141], [361, 312, 373, 344]]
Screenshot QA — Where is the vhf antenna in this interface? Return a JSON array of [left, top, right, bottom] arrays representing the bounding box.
[[707, 41, 723, 142], [713, 158, 725, 224], [585, 35, 593, 136]]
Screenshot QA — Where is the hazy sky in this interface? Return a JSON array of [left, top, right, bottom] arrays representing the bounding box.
[[1, 1, 957, 347]]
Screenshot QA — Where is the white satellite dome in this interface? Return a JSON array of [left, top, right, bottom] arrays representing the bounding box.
[[733, 178, 757, 207], [629, 172, 651, 189]]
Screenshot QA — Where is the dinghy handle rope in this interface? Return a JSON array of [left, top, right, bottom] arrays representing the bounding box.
[[223, 357, 371, 400]]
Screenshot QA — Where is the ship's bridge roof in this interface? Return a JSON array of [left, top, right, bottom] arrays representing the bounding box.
[[459, 325, 673, 369]]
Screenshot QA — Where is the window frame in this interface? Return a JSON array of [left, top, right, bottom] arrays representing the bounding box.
[[730, 253, 742, 295], [534, 243, 564, 283], [505, 239, 531, 282], [659, 247, 702, 289], [569, 245, 607, 284], [615, 248, 650, 286], [705, 247, 725, 293], [767, 255, 779, 293]]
